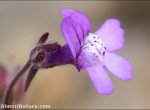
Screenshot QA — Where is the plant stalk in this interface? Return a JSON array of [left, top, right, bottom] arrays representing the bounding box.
[[2, 60, 31, 110]]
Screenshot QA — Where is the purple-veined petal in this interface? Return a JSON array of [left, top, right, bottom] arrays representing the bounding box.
[[61, 18, 81, 58], [78, 48, 101, 69], [104, 52, 132, 80], [60, 9, 75, 17], [86, 64, 113, 95], [60, 9, 91, 37], [78, 54, 100, 70], [61, 9, 91, 58], [69, 11, 91, 38], [95, 18, 124, 52]]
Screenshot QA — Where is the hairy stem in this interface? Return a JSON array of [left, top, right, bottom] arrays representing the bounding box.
[[3, 60, 31, 110]]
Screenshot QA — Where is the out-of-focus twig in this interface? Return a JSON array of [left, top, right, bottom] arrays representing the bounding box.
[[3, 60, 31, 110]]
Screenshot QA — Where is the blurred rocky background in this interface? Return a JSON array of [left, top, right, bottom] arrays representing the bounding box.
[[0, 1, 150, 109]]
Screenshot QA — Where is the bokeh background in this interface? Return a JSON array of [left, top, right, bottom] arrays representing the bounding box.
[[0, 1, 150, 109]]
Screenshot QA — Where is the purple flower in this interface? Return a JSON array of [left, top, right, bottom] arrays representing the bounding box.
[[60, 9, 132, 95]]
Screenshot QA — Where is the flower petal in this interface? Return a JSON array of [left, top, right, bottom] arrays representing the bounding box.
[[61, 18, 80, 58], [104, 52, 132, 80], [95, 18, 124, 51], [61, 9, 91, 58], [69, 11, 91, 37], [86, 64, 113, 95], [60, 9, 75, 17], [78, 49, 102, 70]]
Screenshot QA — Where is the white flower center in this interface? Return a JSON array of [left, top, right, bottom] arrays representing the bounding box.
[[82, 33, 106, 62]]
